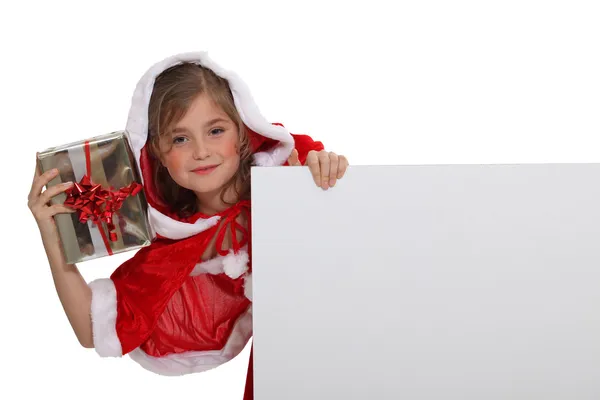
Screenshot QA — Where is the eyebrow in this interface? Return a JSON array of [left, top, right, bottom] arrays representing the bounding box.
[[171, 118, 231, 134]]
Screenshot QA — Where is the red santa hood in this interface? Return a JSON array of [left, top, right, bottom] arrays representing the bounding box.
[[124, 51, 296, 240]]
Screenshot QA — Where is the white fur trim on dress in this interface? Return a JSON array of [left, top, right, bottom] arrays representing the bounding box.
[[148, 204, 221, 240], [127, 305, 253, 376], [89, 278, 123, 357], [190, 256, 225, 276], [190, 248, 249, 277], [125, 51, 295, 184], [222, 250, 249, 279]]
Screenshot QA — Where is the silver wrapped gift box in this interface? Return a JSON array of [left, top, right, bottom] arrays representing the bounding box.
[[37, 131, 152, 263]]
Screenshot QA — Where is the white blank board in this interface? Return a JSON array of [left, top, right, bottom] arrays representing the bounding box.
[[250, 164, 600, 400]]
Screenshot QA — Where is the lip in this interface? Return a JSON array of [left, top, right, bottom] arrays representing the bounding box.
[[192, 165, 219, 175]]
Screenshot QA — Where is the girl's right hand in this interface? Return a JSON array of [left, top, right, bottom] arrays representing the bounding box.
[[28, 154, 76, 238]]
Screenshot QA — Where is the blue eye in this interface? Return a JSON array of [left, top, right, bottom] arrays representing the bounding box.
[[210, 128, 224, 136]]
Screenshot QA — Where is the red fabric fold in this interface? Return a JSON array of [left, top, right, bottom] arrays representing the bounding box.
[[111, 201, 253, 356]]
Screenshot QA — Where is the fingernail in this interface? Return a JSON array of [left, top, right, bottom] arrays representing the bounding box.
[[63, 181, 73, 186], [330, 179, 336, 187]]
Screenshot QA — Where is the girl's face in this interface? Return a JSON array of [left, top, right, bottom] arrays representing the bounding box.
[[159, 93, 241, 197]]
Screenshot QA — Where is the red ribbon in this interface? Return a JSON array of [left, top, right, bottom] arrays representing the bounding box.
[[215, 200, 251, 257], [64, 140, 143, 255]]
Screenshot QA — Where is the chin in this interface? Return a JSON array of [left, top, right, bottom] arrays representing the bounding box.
[[192, 182, 227, 194], [189, 174, 235, 194]]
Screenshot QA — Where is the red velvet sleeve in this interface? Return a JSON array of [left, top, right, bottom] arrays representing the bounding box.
[[287, 133, 325, 165], [110, 237, 201, 354], [101, 233, 212, 355], [270, 122, 325, 165]]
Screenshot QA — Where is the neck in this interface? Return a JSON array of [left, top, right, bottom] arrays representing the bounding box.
[[195, 180, 242, 215]]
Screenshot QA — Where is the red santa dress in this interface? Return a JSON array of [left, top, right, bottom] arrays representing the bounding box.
[[87, 51, 324, 399]]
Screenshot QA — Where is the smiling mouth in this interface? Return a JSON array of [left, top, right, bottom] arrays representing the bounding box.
[[192, 165, 219, 175]]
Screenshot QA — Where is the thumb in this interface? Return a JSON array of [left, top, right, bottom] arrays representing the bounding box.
[[287, 149, 301, 166]]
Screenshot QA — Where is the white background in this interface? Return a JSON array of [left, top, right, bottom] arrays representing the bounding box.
[[1, 0, 599, 399]]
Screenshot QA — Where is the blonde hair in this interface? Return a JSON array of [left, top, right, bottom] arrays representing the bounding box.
[[147, 62, 253, 218]]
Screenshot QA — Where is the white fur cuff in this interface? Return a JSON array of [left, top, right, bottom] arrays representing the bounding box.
[[89, 278, 123, 357]]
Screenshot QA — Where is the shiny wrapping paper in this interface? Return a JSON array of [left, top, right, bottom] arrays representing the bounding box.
[[37, 131, 152, 264]]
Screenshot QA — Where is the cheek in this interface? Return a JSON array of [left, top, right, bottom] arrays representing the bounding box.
[[222, 136, 242, 159], [162, 152, 187, 174]]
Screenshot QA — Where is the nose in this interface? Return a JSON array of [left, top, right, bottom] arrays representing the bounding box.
[[192, 138, 210, 160]]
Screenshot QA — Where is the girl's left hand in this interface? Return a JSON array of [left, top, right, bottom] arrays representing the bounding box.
[[288, 149, 349, 190]]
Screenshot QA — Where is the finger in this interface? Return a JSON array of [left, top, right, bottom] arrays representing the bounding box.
[[29, 167, 59, 202], [34, 204, 76, 221], [337, 155, 349, 179], [305, 151, 320, 186], [287, 149, 301, 166], [38, 181, 74, 206], [48, 203, 77, 217], [318, 151, 330, 190], [31, 159, 41, 201], [328, 153, 339, 188]]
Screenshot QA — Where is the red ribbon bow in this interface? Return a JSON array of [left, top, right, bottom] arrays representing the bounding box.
[[65, 174, 142, 243], [215, 200, 251, 257]]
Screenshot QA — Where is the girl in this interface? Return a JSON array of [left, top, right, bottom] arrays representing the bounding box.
[[28, 51, 348, 399]]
